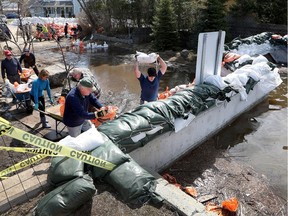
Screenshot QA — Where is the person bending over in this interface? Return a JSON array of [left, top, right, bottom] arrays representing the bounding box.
[[63, 77, 105, 137]]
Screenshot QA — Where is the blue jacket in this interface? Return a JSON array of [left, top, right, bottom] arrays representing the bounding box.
[[138, 70, 162, 102], [63, 87, 103, 127], [1, 57, 22, 79], [30, 78, 51, 106]]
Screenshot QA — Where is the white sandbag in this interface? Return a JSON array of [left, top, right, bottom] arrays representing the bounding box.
[[223, 74, 248, 101], [4, 79, 15, 93], [136, 51, 158, 64], [250, 63, 271, 77], [16, 83, 29, 92], [59, 127, 105, 151], [236, 54, 253, 65], [204, 75, 228, 90], [248, 70, 261, 82], [252, 55, 268, 65]]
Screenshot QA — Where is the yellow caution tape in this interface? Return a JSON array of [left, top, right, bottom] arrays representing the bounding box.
[[0, 117, 116, 171], [0, 154, 47, 179], [0, 146, 62, 156]]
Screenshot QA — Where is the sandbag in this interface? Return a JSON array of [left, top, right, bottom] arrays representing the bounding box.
[[35, 175, 96, 216], [47, 156, 84, 187], [97, 113, 152, 144], [90, 138, 130, 179], [104, 158, 163, 205], [136, 51, 157, 64], [58, 127, 104, 151]]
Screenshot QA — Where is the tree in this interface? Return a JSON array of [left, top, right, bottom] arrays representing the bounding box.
[[151, 0, 179, 51], [199, 0, 228, 32], [229, 0, 256, 17], [255, 0, 287, 24]]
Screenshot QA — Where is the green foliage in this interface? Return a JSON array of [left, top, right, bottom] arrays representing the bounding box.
[[151, 0, 179, 51], [229, 0, 256, 17], [172, 0, 205, 31], [255, 0, 287, 24], [199, 0, 228, 32], [229, 0, 287, 24], [130, 0, 156, 27]]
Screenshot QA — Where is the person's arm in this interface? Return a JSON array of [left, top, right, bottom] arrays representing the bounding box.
[[69, 95, 96, 120], [31, 53, 36, 66], [89, 94, 103, 109], [157, 56, 167, 75], [31, 81, 39, 105], [19, 54, 24, 64], [16, 59, 22, 73], [133, 61, 141, 79], [1, 60, 6, 80], [46, 80, 52, 101]]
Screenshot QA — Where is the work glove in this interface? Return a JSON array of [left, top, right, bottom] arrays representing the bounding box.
[[34, 104, 39, 110], [94, 109, 106, 118], [49, 98, 54, 105]]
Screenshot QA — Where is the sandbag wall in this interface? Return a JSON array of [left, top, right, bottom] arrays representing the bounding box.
[[97, 84, 234, 153], [34, 134, 163, 216]]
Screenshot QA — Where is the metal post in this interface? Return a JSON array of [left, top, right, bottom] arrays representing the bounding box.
[[214, 30, 223, 75], [200, 33, 207, 84]]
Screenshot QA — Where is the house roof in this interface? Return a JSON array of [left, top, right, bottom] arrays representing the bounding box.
[[42, 1, 73, 6]]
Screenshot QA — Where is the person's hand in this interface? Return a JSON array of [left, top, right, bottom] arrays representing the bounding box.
[[94, 109, 106, 118], [49, 98, 54, 105], [34, 104, 39, 110]]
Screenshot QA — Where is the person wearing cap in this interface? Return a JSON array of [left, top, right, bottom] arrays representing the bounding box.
[[62, 77, 104, 137], [61, 67, 102, 101], [1, 50, 22, 84], [30, 69, 53, 128], [19, 48, 39, 76], [133, 55, 167, 104]]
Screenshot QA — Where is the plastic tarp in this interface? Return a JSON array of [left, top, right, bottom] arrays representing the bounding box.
[[35, 175, 96, 216], [104, 158, 163, 205], [47, 156, 84, 187]]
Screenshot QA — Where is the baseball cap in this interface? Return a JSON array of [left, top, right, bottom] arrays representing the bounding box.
[[24, 48, 30, 52], [4, 50, 12, 56], [79, 78, 96, 91]]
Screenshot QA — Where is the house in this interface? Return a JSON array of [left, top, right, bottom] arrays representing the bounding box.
[[2, 0, 82, 18], [30, 0, 77, 18]]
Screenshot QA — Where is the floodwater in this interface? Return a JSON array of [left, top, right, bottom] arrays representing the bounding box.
[[72, 49, 287, 201]]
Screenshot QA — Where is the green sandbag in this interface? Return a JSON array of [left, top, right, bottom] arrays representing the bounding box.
[[118, 123, 171, 153], [133, 106, 168, 124], [104, 158, 163, 205], [35, 175, 96, 216], [47, 156, 84, 187], [98, 113, 151, 144], [90, 138, 130, 179]]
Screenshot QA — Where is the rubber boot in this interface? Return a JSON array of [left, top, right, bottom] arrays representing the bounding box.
[[40, 116, 51, 128]]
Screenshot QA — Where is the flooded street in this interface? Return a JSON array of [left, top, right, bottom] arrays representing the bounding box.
[[74, 49, 287, 202]]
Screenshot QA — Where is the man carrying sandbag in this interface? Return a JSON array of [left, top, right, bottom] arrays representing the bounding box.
[[133, 54, 167, 104]]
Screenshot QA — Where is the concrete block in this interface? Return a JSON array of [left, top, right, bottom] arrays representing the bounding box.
[[155, 178, 207, 216]]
